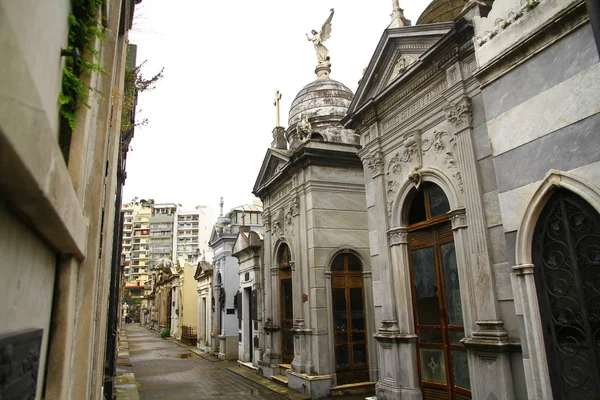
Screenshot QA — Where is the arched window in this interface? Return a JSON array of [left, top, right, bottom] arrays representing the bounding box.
[[310, 132, 324, 141], [533, 189, 600, 399], [406, 183, 470, 399], [278, 244, 294, 364], [331, 252, 368, 384]]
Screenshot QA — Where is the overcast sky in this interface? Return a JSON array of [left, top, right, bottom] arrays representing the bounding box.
[[124, 0, 431, 214]]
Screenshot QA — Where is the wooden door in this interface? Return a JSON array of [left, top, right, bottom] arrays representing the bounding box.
[[407, 184, 471, 399], [278, 244, 294, 364], [331, 253, 369, 384]]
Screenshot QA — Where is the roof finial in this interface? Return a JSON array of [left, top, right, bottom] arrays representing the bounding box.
[[219, 197, 224, 217], [390, 0, 411, 28]]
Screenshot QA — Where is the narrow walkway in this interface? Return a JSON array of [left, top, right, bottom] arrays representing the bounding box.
[[125, 324, 283, 399], [124, 324, 373, 400]]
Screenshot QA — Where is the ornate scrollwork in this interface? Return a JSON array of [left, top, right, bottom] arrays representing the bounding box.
[[422, 130, 448, 153]]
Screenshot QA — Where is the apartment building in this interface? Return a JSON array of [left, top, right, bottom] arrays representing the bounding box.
[[131, 207, 151, 284], [149, 203, 178, 267], [175, 206, 215, 263]]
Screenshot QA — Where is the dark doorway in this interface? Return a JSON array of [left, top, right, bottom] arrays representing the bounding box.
[[278, 244, 294, 364], [533, 189, 600, 399], [245, 287, 253, 358], [331, 253, 369, 384], [407, 183, 471, 400]]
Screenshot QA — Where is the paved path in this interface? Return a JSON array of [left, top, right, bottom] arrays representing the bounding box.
[[125, 325, 282, 400]]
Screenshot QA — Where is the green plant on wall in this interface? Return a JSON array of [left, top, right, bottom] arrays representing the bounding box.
[[58, 0, 107, 163], [120, 55, 164, 135]]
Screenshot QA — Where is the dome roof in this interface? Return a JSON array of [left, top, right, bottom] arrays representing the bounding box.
[[416, 0, 468, 25], [288, 78, 353, 128]]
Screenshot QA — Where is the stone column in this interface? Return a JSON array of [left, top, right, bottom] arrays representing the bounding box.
[[380, 227, 421, 400], [363, 147, 417, 400], [444, 97, 515, 400], [362, 150, 399, 332]]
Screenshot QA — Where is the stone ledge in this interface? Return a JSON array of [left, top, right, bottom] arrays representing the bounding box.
[[0, 100, 87, 258]]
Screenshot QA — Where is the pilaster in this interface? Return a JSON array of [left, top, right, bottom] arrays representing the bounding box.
[[371, 227, 422, 400], [444, 97, 515, 400], [511, 263, 552, 399]]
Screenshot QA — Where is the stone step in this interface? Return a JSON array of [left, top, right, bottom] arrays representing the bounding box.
[[279, 363, 292, 375], [237, 360, 257, 372], [330, 381, 376, 397], [272, 374, 289, 385]]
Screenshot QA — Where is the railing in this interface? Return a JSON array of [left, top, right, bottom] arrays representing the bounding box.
[[181, 325, 197, 345]]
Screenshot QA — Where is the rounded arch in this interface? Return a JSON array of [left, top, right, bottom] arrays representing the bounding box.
[[272, 237, 294, 265], [390, 167, 461, 226], [515, 169, 600, 264], [325, 247, 369, 273]]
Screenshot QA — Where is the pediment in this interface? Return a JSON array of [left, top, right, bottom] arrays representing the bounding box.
[[253, 148, 291, 194], [232, 232, 250, 255], [348, 24, 454, 117]]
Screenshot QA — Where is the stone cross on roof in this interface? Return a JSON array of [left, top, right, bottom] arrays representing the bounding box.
[[273, 90, 282, 127]]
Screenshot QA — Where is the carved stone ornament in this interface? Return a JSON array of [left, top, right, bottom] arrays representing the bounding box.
[[365, 151, 385, 177], [387, 228, 408, 246], [449, 208, 467, 230], [389, 54, 416, 83], [385, 129, 465, 219], [271, 209, 283, 238], [262, 211, 271, 232], [298, 114, 312, 140], [291, 196, 300, 217], [284, 207, 294, 236], [270, 266, 279, 276], [444, 97, 472, 130]]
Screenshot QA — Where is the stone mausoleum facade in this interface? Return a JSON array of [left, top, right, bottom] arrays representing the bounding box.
[[248, 0, 600, 399]]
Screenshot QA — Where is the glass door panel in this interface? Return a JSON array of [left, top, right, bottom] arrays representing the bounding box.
[[281, 278, 293, 364], [411, 247, 441, 326]]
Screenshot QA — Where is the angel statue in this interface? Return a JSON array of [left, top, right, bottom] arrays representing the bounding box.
[[307, 8, 334, 64]]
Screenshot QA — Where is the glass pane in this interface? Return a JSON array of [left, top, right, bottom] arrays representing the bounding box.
[[441, 242, 464, 326], [419, 348, 447, 384], [350, 288, 365, 331], [409, 190, 427, 224], [278, 245, 290, 265], [282, 279, 293, 319], [347, 254, 362, 271], [452, 350, 471, 390], [450, 330, 464, 345], [418, 329, 443, 344], [352, 332, 366, 342], [335, 333, 346, 344], [411, 247, 441, 326], [331, 256, 344, 272], [282, 319, 293, 329], [332, 289, 347, 333], [353, 344, 367, 366], [428, 184, 450, 217], [336, 345, 349, 370], [284, 331, 294, 351]]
